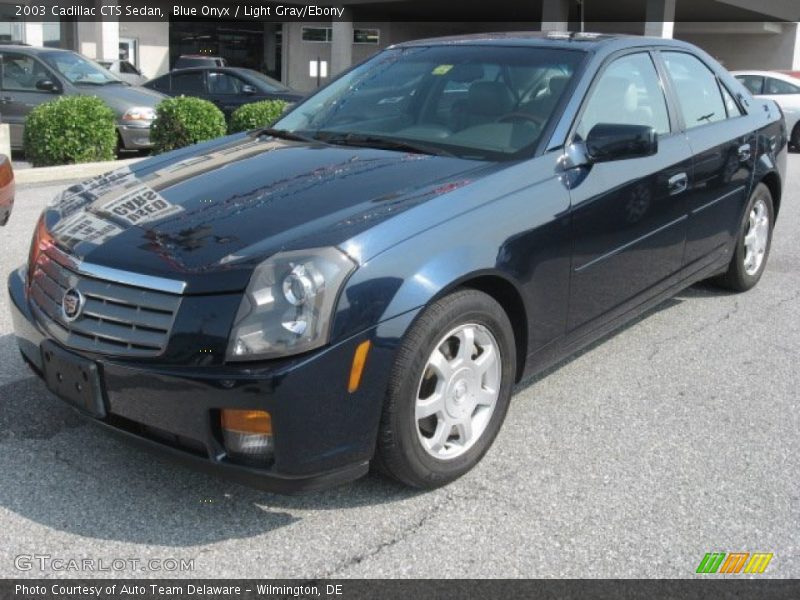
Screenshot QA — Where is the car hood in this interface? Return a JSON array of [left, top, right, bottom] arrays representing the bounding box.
[[45, 134, 497, 294], [74, 83, 164, 116]]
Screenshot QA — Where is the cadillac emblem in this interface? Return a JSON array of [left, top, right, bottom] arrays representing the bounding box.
[[61, 288, 84, 322]]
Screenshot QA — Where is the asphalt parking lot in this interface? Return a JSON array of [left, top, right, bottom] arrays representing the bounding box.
[[0, 156, 798, 579]]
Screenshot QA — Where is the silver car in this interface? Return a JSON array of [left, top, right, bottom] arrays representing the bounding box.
[[0, 46, 164, 151]]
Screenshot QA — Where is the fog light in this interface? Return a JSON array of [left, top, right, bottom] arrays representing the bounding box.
[[220, 409, 273, 463]]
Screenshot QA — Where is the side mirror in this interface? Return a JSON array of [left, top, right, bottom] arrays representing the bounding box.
[[241, 84, 257, 95], [585, 123, 657, 162], [35, 79, 60, 93]]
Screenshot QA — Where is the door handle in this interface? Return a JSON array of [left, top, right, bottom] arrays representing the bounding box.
[[668, 172, 688, 196], [0, 96, 12, 104], [738, 143, 751, 162]]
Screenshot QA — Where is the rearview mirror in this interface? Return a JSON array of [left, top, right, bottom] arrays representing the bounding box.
[[35, 79, 60, 93], [585, 123, 657, 162]]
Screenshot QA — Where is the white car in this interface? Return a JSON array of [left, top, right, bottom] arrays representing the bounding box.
[[733, 70, 800, 149], [98, 59, 147, 86]]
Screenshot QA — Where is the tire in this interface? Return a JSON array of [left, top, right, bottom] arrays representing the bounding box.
[[374, 288, 516, 489], [713, 182, 774, 292], [791, 123, 800, 152]]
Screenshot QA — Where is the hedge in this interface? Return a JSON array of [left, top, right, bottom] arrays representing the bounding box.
[[23, 96, 116, 167], [228, 100, 290, 134], [151, 96, 227, 153]]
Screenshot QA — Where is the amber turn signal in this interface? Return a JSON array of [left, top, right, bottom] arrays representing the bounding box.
[[348, 340, 372, 393], [220, 409, 272, 434]]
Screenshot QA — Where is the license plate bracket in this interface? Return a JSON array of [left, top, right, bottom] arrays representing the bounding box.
[[41, 340, 106, 418]]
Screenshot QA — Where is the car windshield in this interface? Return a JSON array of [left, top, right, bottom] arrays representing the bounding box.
[[243, 69, 290, 92], [41, 51, 121, 85], [275, 45, 584, 161]]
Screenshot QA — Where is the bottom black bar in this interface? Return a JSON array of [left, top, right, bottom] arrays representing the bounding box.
[[3, 579, 800, 600]]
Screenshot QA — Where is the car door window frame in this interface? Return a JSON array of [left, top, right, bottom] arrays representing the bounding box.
[[207, 70, 245, 95], [655, 50, 738, 133], [0, 52, 58, 93], [170, 70, 207, 95], [566, 47, 678, 148]]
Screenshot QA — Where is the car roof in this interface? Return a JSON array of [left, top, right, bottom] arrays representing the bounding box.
[[0, 44, 76, 55], [731, 70, 800, 83], [391, 31, 698, 53]]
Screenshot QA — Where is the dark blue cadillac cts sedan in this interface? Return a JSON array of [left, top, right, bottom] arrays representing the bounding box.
[[9, 33, 786, 492]]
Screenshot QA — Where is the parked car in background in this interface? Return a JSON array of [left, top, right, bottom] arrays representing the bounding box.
[[173, 55, 228, 69], [144, 67, 303, 118], [0, 154, 13, 225], [733, 70, 800, 149], [9, 34, 786, 492], [0, 46, 165, 151], [97, 59, 148, 86]]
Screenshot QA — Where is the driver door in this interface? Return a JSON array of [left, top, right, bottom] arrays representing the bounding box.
[[567, 51, 693, 331], [0, 52, 60, 149]]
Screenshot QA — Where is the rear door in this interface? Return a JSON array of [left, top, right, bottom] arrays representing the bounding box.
[[660, 51, 756, 266], [567, 50, 693, 331], [170, 70, 207, 99], [0, 51, 60, 149]]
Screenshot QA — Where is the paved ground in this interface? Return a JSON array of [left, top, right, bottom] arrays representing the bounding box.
[[0, 158, 798, 579]]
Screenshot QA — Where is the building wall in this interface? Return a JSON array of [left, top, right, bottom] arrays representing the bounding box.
[[677, 23, 800, 70], [120, 22, 170, 79]]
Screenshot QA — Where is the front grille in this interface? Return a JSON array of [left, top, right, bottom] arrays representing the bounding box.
[[29, 247, 181, 357]]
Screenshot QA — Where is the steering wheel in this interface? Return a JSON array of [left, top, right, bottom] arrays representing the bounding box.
[[496, 112, 546, 127]]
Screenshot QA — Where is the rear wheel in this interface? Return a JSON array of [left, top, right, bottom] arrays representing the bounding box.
[[375, 289, 516, 489], [791, 122, 800, 152], [712, 182, 774, 292]]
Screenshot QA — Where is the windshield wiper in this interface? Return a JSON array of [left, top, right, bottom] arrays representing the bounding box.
[[252, 127, 320, 144], [317, 132, 454, 157]]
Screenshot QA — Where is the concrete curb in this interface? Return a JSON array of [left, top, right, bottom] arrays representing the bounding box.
[[14, 157, 144, 186]]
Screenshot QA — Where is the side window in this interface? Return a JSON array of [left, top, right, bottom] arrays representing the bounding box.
[[0, 53, 53, 91], [148, 75, 170, 93], [720, 83, 743, 117], [172, 71, 205, 95], [207, 72, 243, 95], [119, 61, 139, 75], [764, 77, 800, 95], [577, 52, 670, 140], [736, 74, 764, 95], [662, 52, 727, 129]]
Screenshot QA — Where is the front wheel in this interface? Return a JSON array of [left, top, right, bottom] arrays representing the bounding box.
[[713, 182, 774, 292], [374, 289, 516, 489]]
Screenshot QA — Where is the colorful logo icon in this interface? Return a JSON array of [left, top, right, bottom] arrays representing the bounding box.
[[696, 552, 773, 574]]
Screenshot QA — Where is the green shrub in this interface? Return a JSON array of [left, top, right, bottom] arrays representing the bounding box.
[[24, 96, 116, 167], [151, 96, 226, 153], [228, 100, 290, 134]]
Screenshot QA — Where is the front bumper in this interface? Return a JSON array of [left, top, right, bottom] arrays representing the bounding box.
[[8, 267, 412, 493], [117, 122, 153, 150]]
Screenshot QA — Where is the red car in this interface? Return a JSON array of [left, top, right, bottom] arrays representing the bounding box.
[[0, 154, 13, 226]]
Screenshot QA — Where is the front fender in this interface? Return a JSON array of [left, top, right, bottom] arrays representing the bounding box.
[[330, 155, 572, 356]]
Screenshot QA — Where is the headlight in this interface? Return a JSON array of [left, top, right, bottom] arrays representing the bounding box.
[[121, 106, 156, 122], [226, 247, 356, 361]]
